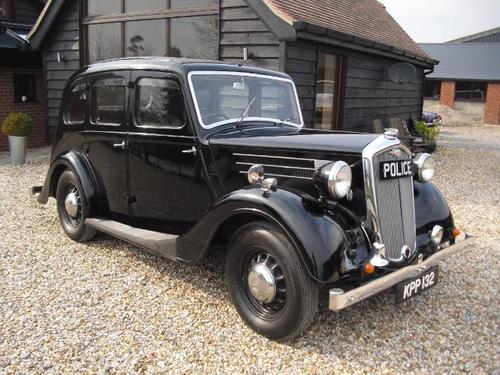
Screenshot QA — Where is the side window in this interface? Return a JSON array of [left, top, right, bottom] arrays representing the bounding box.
[[64, 82, 87, 125], [91, 77, 126, 126], [135, 78, 186, 128]]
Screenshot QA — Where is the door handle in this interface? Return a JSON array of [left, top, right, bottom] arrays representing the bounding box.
[[112, 141, 127, 150], [182, 146, 197, 156]]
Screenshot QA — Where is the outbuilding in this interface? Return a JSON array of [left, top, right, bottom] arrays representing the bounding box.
[[421, 27, 500, 125], [28, 0, 436, 141]]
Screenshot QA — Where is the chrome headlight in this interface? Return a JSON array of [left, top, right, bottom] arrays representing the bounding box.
[[414, 153, 435, 183], [315, 161, 352, 199]]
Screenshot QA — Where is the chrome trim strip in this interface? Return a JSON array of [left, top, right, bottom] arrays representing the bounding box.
[[236, 162, 316, 171], [233, 153, 316, 162], [329, 235, 474, 311], [187, 71, 304, 129], [238, 171, 312, 180]]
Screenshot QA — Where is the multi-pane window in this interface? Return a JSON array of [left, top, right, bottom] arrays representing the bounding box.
[[84, 0, 218, 64], [91, 77, 126, 126], [125, 20, 167, 57], [64, 82, 87, 125], [455, 81, 487, 101], [136, 78, 186, 128], [87, 23, 122, 63]]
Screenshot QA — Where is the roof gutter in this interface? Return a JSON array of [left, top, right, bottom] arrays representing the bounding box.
[[0, 23, 30, 49], [294, 21, 438, 68]]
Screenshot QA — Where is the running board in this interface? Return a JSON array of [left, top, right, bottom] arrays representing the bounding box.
[[85, 218, 178, 260]]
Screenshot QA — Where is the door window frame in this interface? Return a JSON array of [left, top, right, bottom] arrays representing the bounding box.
[[63, 78, 89, 126], [129, 70, 194, 136], [132, 73, 187, 130], [88, 72, 130, 129]]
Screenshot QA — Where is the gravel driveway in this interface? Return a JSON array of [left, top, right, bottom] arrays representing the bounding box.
[[0, 126, 498, 374]]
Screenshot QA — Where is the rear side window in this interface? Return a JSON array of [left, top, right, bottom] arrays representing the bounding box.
[[64, 82, 87, 125], [91, 77, 126, 126], [136, 78, 186, 128]]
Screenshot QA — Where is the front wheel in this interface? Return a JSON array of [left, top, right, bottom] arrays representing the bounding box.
[[225, 221, 319, 341], [56, 170, 96, 243]]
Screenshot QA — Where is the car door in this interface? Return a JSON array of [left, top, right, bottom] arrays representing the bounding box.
[[127, 71, 213, 234], [85, 72, 130, 219]]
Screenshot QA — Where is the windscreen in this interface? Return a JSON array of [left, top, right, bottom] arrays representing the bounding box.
[[189, 72, 303, 129]]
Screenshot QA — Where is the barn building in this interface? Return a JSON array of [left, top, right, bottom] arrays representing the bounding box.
[[27, 0, 437, 141]]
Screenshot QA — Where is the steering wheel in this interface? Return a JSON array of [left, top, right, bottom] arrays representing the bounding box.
[[203, 112, 230, 123]]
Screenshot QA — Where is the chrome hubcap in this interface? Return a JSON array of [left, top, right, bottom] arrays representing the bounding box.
[[64, 190, 79, 218], [248, 263, 277, 303]]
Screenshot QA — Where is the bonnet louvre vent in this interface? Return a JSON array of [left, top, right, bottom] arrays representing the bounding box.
[[234, 153, 327, 180]]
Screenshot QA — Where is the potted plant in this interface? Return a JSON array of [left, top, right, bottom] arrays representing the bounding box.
[[415, 121, 440, 153], [1, 112, 33, 165]]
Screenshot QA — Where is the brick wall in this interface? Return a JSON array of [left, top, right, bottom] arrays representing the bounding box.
[[440, 81, 456, 107], [0, 68, 47, 151], [485, 83, 500, 125]]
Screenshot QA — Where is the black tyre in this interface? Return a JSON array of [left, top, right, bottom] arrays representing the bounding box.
[[225, 221, 319, 341], [56, 170, 96, 242]]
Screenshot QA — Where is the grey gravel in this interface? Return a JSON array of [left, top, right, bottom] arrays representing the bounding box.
[[0, 126, 499, 374]]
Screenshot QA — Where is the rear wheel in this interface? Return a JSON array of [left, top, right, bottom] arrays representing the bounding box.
[[225, 221, 318, 341], [56, 170, 96, 242]]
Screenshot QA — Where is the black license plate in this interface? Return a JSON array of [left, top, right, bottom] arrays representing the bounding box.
[[395, 266, 439, 303], [380, 160, 413, 180]]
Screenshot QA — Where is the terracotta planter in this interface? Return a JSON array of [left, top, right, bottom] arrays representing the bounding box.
[[8, 136, 28, 165]]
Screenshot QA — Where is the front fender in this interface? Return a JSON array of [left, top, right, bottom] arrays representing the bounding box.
[[414, 181, 454, 245], [178, 187, 350, 282], [38, 150, 100, 217]]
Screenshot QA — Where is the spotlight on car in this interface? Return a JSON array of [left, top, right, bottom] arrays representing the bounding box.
[[248, 164, 265, 185], [430, 225, 444, 245]]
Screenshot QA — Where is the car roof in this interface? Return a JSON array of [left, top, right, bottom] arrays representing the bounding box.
[[75, 57, 291, 80]]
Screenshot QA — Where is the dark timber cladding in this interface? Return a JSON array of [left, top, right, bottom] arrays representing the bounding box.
[[43, 1, 80, 139], [344, 54, 423, 132], [14, 0, 43, 24], [219, 0, 280, 71], [31, 0, 434, 136], [284, 42, 424, 132]]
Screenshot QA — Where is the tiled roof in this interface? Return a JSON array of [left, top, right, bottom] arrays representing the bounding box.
[[420, 43, 500, 81], [263, 0, 432, 61]]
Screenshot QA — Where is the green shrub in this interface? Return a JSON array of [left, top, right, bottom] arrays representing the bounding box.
[[1, 112, 33, 137], [415, 121, 440, 141]]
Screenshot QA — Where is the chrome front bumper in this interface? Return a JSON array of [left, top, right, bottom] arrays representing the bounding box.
[[329, 234, 474, 311]]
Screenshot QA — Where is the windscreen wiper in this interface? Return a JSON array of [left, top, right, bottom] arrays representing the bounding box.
[[235, 97, 256, 129]]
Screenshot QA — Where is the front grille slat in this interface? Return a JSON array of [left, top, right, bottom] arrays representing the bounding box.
[[372, 148, 416, 262], [235, 154, 326, 181]]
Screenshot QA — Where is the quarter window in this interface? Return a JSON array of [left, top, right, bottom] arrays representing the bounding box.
[[91, 77, 126, 126], [136, 78, 186, 128], [64, 82, 87, 125]]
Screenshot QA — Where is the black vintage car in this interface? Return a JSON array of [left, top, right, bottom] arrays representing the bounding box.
[[36, 58, 472, 341]]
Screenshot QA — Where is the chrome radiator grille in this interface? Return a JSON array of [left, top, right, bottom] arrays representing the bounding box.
[[363, 140, 416, 263], [373, 149, 416, 261]]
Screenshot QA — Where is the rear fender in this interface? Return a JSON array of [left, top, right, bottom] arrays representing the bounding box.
[[178, 187, 350, 282], [38, 150, 100, 217]]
